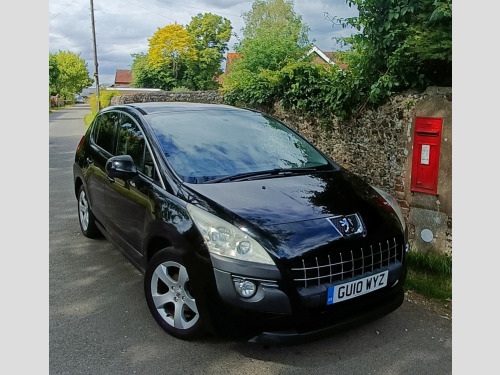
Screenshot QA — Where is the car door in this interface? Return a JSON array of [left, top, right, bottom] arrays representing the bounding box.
[[105, 112, 160, 262], [86, 111, 120, 224]]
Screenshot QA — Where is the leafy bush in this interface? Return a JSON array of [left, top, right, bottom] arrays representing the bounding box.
[[222, 59, 366, 122], [84, 90, 121, 127], [171, 86, 191, 92]]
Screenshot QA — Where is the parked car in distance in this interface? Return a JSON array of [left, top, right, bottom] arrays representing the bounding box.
[[75, 95, 85, 104], [73, 102, 408, 344]]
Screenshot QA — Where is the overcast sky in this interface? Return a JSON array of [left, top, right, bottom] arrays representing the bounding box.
[[49, 0, 358, 86]]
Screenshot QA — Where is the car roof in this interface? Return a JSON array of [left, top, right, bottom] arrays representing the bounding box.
[[119, 102, 248, 116]]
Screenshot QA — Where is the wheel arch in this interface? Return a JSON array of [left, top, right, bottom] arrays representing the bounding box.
[[74, 176, 84, 200], [145, 236, 173, 264]]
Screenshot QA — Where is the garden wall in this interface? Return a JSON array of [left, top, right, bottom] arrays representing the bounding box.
[[111, 87, 452, 255]]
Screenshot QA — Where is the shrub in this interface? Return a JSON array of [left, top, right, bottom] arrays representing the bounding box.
[[84, 90, 121, 127]]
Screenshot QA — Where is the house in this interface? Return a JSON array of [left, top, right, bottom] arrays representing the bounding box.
[[224, 52, 242, 75], [113, 69, 133, 87], [305, 45, 349, 70], [217, 53, 242, 84]]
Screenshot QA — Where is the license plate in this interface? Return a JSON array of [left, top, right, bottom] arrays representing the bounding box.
[[327, 270, 388, 305]]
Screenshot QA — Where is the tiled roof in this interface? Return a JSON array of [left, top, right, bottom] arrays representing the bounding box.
[[114, 70, 133, 86]]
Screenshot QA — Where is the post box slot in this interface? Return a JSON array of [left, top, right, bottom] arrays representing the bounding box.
[[416, 132, 439, 137]]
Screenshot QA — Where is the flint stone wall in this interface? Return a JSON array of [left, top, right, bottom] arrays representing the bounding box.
[[110, 90, 223, 105]]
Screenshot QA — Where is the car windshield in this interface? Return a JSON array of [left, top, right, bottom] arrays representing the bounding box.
[[147, 108, 330, 183]]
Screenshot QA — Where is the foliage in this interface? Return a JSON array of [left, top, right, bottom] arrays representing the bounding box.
[[222, 0, 451, 122], [220, 0, 312, 109], [221, 64, 281, 107], [148, 24, 197, 79], [404, 249, 452, 301], [328, 0, 452, 103], [84, 112, 96, 128], [171, 86, 191, 92], [280, 60, 367, 121], [185, 13, 232, 90], [49, 54, 60, 95], [406, 249, 452, 276], [131, 53, 177, 90], [131, 14, 232, 91], [223, 55, 365, 122], [405, 251, 452, 300], [84, 90, 121, 127], [49, 50, 93, 98], [235, 0, 309, 72], [405, 269, 452, 301]]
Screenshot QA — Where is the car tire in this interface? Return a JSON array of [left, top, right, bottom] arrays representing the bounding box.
[[77, 185, 100, 238], [144, 248, 205, 340]]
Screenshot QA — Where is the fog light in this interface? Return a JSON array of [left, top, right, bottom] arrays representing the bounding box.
[[234, 279, 257, 298]]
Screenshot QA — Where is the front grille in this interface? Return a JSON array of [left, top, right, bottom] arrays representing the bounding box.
[[290, 238, 404, 289]]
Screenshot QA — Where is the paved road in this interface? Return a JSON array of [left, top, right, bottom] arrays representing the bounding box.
[[49, 104, 452, 375]]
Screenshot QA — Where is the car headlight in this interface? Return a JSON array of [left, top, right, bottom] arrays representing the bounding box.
[[372, 186, 406, 233], [186, 203, 275, 265]]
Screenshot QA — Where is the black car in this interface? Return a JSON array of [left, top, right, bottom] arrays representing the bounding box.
[[73, 102, 408, 344]]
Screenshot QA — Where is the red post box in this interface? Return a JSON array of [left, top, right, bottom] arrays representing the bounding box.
[[411, 117, 443, 195]]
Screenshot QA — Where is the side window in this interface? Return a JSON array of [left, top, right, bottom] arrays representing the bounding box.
[[117, 114, 157, 180], [92, 112, 119, 153]]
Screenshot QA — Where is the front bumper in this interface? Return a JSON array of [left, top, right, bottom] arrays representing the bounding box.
[[210, 253, 407, 344], [248, 283, 404, 345]]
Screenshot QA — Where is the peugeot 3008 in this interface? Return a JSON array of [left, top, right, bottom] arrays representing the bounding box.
[[73, 102, 408, 345]]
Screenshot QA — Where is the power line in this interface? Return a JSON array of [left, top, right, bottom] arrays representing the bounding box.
[[49, 0, 79, 20], [121, 0, 178, 22], [155, 0, 242, 18]]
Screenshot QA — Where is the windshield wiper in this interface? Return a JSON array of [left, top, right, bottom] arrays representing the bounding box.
[[207, 167, 320, 183]]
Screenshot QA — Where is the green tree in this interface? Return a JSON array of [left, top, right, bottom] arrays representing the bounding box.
[[221, 0, 310, 105], [328, 0, 452, 102], [148, 23, 197, 80], [49, 50, 92, 98], [49, 54, 60, 95], [185, 13, 232, 90], [130, 53, 177, 90], [236, 0, 309, 71]]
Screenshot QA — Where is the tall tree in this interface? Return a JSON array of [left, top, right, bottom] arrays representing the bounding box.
[[148, 24, 197, 80], [221, 0, 310, 106], [186, 13, 232, 90], [49, 54, 60, 95], [236, 0, 310, 72], [49, 51, 92, 98]]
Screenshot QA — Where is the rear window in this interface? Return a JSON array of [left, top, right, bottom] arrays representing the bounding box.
[[147, 109, 329, 183]]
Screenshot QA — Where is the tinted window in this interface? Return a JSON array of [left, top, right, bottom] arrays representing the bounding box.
[[148, 109, 329, 183], [116, 114, 156, 180], [92, 112, 119, 153]]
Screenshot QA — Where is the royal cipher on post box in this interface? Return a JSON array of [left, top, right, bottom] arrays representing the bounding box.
[[411, 117, 443, 195]]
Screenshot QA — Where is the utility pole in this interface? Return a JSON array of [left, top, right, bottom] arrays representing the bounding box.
[[90, 0, 100, 110]]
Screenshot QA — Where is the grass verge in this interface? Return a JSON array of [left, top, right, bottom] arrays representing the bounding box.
[[404, 250, 452, 301]]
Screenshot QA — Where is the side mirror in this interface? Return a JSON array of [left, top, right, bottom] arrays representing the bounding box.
[[105, 155, 138, 182]]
